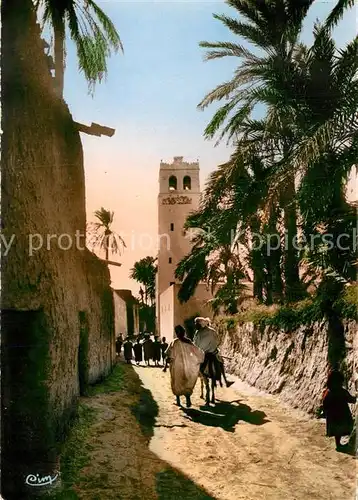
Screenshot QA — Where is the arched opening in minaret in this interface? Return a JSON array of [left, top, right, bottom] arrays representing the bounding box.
[[169, 175, 177, 191], [183, 176, 191, 190]]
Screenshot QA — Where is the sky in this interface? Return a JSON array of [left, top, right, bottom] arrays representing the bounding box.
[[62, 0, 356, 295]]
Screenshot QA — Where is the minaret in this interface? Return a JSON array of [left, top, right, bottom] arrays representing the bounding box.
[[156, 156, 201, 331]]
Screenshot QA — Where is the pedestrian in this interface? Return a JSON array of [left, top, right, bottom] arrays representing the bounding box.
[[166, 325, 204, 408], [193, 317, 234, 388], [143, 335, 153, 366], [322, 369, 356, 450], [123, 337, 133, 364], [115, 333, 123, 356], [152, 337, 162, 366], [133, 337, 143, 365], [161, 337, 169, 365]]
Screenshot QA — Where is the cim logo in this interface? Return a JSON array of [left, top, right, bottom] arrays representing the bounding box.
[[25, 472, 59, 487]]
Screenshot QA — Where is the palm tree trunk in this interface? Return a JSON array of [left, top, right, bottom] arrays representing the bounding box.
[[282, 173, 302, 302], [104, 230, 110, 260], [249, 219, 264, 302], [268, 213, 283, 303], [53, 21, 65, 98]]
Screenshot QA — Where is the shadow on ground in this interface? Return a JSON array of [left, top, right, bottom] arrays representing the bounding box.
[[181, 398, 269, 432], [156, 469, 214, 499], [128, 363, 216, 499]]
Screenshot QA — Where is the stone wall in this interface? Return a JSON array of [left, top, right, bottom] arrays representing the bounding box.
[[1, 2, 115, 495], [217, 319, 357, 415]]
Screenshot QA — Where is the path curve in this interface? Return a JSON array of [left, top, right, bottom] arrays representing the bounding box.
[[135, 365, 356, 500]]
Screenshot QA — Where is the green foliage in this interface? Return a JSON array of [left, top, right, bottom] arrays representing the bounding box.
[[333, 285, 358, 320], [44, 404, 97, 499], [36, 0, 122, 93], [263, 300, 323, 331], [88, 207, 126, 260], [130, 256, 157, 306], [138, 303, 156, 333], [86, 363, 125, 396], [58, 405, 97, 488], [219, 284, 358, 331], [45, 364, 126, 498]]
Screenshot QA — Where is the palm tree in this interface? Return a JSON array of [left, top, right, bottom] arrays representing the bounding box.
[[293, 29, 358, 283], [129, 256, 157, 306], [198, 0, 316, 301], [35, 0, 123, 97], [88, 207, 125, 261], [198, 1, 357, 303]]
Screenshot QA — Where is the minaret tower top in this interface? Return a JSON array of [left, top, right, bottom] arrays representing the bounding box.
[[158, 156, 200, 195]]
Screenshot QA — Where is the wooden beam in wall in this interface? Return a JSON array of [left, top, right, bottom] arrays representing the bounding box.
[[99, 259, 122, 267], [74, 122, 115, 137]]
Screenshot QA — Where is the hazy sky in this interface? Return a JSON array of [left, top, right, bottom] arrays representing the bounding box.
[[63, 1, 356, 294]]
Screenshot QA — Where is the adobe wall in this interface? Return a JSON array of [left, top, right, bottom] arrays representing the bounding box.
[[1, 3, 115, 495], [113, 290, 128, 336]]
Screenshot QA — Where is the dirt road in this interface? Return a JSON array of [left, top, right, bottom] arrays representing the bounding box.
[[137, 365, 356, 500], [74, 362, 356, 500]]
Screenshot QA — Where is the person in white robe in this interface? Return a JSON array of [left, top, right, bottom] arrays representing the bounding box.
[[166, 325, 204, 407]]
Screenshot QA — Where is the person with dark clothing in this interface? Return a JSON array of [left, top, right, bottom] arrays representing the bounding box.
[[115, 334, 123, 356], [143, 335, 153, 366], [133, 338, 143, 365], [323, 370, 356, 450], [152, 337, 162, 366], [161, 337, 169, 364], [123, 338, 133, 364]]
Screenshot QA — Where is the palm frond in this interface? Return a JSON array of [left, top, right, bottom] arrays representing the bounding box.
[[324, 0, 355, 30], [199, 41, 258, 62]]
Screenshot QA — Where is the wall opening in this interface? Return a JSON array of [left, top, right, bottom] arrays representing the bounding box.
[[169, 257, 172, 263], [183, 175, 191, 190], [1, 309, 57, 496], [78, 311, 89, 395], [168, 175, 177, 191], [170, 223, 174, 231]]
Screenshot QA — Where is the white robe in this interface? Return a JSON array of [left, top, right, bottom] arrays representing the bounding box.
[[166, 339, 204, 396]]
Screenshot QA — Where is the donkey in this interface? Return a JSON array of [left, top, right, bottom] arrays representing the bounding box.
[[199, 371, 224, 400], [198, 355, 224, 405]]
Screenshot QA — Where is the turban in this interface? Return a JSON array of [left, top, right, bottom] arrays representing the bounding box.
[[195, 317, 211, 327]]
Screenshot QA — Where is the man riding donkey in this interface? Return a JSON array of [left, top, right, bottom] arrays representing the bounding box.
[[193, 317, 234, 404]]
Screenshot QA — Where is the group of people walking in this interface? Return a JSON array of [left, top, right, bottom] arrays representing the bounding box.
[[116, 333, 168, 367], [116, 318, 356, 452]]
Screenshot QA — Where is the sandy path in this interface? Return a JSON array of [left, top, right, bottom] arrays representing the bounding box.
[[135, 365, 356, 500]]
